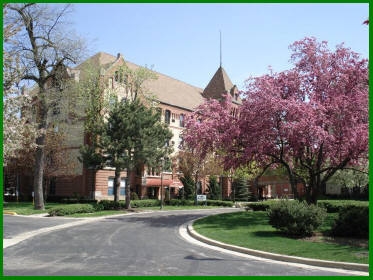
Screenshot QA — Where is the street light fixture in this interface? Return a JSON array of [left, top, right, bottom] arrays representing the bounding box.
[[160, 157, 164, 210]]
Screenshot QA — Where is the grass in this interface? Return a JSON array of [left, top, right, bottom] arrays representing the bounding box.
[[3, 202, 59, 215], [193, 211, 369, 264], [3, 202, 222, 217]]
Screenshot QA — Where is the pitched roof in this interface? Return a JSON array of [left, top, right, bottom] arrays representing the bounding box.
[[203, 66, 234, 99], [75, 52, 117, 71], [75, 52, 205, 111], [203, 66, 242, 105]]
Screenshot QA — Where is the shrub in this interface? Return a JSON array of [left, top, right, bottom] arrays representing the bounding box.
[[207, 175, 221, 200], [267, 200, 327, 237], [317, 201, 342, 213], [98, 200, 126, 210], [331, 206, 368, 238], [167, 199, 233, 207], [60, 198, 97, 204], [246, 202, 270, 211], [206, 200, 234, 207], [130, 192, 139, 200], [317, 200, 369, 213], [168, 199, 194, 206], [48, 204, 96, 216], [130, 199, 160, 208]]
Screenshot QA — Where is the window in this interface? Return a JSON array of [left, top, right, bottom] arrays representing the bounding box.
[[120, 178, 126, 195], [165, 110, 171, 124], [108, 177, 126, 195], [179, 114, 185, 127]]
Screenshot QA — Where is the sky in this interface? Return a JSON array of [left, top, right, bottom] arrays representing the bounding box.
[[70, 3, 369, 89]]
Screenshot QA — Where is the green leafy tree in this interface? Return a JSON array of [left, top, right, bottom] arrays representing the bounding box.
[[81, 98, 173, 207], [231, 167, 252, 202], [328, 168, 368, 189], [232, 176, 251, 202], [179, 175, 195, 200], [207, 175, 221, 200]]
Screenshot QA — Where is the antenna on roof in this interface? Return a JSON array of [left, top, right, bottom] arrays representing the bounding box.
[[219, 30, 222, 67]]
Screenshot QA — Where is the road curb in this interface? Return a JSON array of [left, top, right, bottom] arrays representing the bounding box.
[[3, 211, 18, 215], [187, 222, 369, 273]]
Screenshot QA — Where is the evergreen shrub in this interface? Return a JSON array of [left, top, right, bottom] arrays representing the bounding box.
[[206, 200, 234, 207], [130, 199, 160, 208], [48, 204, 96, 216], [246, 202, 270, 211], [267, 200, 326, 237], [97, 200, 126, 210], [168, 199, 194, 206], [331, 206, 368, 238]]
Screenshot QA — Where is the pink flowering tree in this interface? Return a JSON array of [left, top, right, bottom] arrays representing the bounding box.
[[183, 37, 368, 204], [181, 95, 238, 200], [183, 96, 238, 160]]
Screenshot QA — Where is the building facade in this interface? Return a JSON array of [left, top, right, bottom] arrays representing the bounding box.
[[4, 52, 300, 202]]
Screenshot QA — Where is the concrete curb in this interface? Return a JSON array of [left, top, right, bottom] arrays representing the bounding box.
[[3, 211, 18, 215], [187, 222, 369, 273]]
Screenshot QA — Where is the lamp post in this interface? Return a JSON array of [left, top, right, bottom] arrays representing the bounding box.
[[160, 157, 164, 210]]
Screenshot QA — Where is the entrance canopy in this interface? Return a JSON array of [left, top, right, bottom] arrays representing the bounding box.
[[143, 177, 173, 187]]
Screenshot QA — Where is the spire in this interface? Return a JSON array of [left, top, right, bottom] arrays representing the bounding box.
[[219, 30, 222, 68]]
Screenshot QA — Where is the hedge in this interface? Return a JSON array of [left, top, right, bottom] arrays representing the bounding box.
[[97, 199, 161, 209], [206, 200, 234, 207], [48, 198, 236, 216], [48, 204, 97, 216], [317, 200, 368, 213], [245, 202, 271, 211], [167, 199, 234, 207], [331, 205, 369, 238], [97, 200, 126, 210], [131, 199, 160, 208], [168, 199, 194, 206]]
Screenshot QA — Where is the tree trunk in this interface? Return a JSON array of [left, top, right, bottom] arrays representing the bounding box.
[[33, 134, 45, 210], [309, 186, 319, 205], [113, 166, 121, 203], [194, 171, 199, 205], [306, 171, 319, 205], [289, 175, 299, 199], [125, 168, 131, 209], [283, 163, 299, 199]]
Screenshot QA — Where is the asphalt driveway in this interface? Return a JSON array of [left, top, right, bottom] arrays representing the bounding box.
[[3, 209, 367, 276]]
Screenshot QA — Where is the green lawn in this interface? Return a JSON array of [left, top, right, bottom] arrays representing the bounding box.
[[193, 211, 369, 264], [3, 202, 221, 217], [3, 202, 59, 215]]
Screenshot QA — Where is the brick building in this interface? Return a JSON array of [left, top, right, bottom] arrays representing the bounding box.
[[4, 52, 300, 201], [4, 52, 241, 201]]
